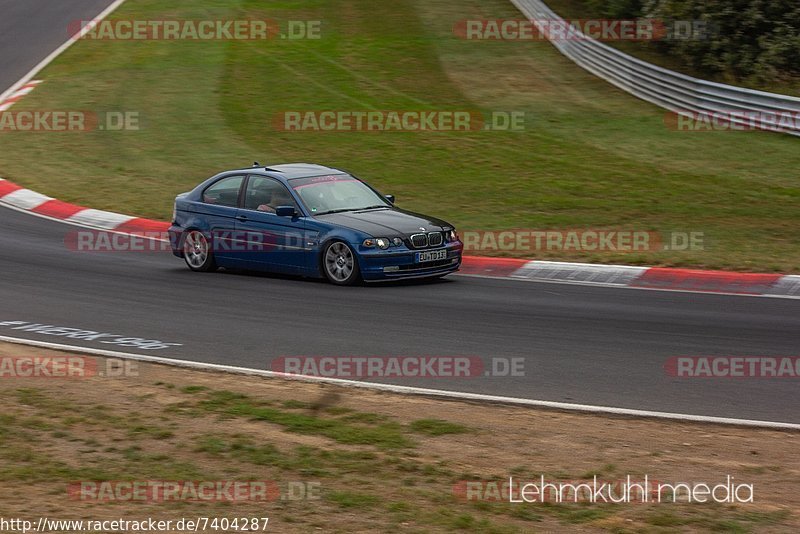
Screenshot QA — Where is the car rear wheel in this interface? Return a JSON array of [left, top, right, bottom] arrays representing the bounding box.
[[183, 230, 217, 272], [323, 241, 360, 285]]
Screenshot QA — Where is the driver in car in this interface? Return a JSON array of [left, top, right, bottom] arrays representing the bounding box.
[[258, 188, 294, 213]]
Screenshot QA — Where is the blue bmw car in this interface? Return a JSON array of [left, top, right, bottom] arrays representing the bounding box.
[[168, 163, 463, 284]]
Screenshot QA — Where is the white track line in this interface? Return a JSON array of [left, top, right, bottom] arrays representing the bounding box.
[[1, 335, 797, 431], [0, 0, 129, 103]]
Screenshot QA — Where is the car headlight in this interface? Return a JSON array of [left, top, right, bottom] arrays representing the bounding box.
[[447, 229, 459, 242], [364, 237, 400, 249]]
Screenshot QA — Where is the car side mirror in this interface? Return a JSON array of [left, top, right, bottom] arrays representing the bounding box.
[[275, 206, 297, 217], [385, 194, 395, 204]]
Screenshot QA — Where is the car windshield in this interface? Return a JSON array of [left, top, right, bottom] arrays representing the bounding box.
[[290, 174, 390, 215]]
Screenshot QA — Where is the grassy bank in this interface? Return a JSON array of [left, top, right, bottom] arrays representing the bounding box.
[[0, 0, 798, 271]]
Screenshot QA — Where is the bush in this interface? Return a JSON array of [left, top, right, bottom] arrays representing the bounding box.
[[644, 0, 800, 82], [568, 1, 800, 84]]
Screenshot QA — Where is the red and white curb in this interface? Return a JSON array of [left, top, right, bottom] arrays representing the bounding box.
[[460, 259, 800, 297], [1, 176, 799, 297], [0, 80, 42, 111], [0, 178, 166, 233]]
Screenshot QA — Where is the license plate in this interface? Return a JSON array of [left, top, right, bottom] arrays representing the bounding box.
[[416, 249, 447, 263]]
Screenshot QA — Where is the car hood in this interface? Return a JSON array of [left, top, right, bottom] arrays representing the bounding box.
[[316, 208, 452, 236]]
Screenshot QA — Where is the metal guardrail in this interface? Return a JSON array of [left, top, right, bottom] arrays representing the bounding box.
[[511, 0, 800, 135]]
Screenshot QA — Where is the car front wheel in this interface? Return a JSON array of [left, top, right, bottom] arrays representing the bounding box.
[[183, 230, 217, 272], [322, 241, 360, 285]]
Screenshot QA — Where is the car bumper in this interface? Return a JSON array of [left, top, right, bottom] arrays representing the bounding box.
[[357, 242, 463, 281], [168, 226, 184, 258]]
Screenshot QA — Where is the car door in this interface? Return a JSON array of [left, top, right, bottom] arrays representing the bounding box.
[[196, 174, 246, 265], [234, 175, 308, 273]]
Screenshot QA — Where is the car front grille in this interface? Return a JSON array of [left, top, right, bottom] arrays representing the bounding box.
[[409, 232, 443, 249], [410, 234, 428, 248]]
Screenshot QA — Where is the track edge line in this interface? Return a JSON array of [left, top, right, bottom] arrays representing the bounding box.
[[1, 334, 797, 431]]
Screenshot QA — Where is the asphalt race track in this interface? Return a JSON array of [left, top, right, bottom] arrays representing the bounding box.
[[1, 206, 799, 423], [1, 0, 798, 425]]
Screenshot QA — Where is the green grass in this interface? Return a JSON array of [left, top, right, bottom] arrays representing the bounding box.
[[126, 424, 175, 440], [642, 507, 791, 532], [327, 490, 381, 509], [180, 385, 209, 394], [190, 387, 414, 449], [541, 503, 614, 524], [0, 0, 798, 271], [410, 418, 471, 436]]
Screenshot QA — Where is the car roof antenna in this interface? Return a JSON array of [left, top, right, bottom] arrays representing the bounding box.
[[252, 161, 261, 167]]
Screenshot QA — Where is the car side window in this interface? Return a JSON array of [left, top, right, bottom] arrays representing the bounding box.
[[203, 175, 244, 207], [244, 176, 299, 214]]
